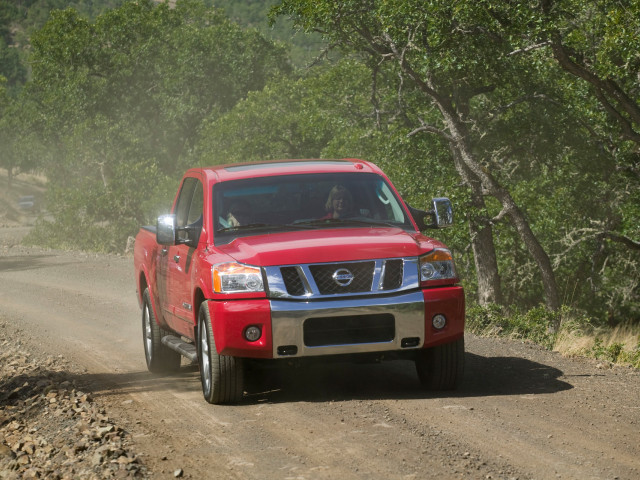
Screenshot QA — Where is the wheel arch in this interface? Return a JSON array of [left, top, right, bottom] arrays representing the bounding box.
[[138, 271, 149, 306], [193, 288, 207, 348], [139, 270, 164, 329]]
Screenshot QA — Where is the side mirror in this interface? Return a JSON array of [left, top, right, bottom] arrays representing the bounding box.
[[157, 214, 177, 246], [431, 197, 453, 228], [408, 198, 453, 230]]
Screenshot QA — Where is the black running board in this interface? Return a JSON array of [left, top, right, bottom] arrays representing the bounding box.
[[161, 335, 197, 362]]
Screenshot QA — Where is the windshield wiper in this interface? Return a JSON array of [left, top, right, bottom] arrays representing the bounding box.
[[291, 218, 399, 228], [217, 223, 273, 233]]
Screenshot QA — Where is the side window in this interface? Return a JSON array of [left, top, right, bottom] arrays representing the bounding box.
[[174, 177, 204, 243], [373, 181, 406, 222], [187, 182, 203, 226], [175, 178, 197, 228]]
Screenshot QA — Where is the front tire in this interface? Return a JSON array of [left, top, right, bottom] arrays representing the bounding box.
[[415, 336, 465, 390], [198, 301, 244, 404], [142, 288, 181, 373]]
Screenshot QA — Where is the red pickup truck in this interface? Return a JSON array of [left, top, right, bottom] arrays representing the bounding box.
[[134, 159, 464, 404]]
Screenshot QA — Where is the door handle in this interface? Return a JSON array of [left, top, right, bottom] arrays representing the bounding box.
[[160, 248, 168, 256], [173, 255, 181, 263]]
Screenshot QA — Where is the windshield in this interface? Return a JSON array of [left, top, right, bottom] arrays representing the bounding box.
[[213, 172, 413, 244]]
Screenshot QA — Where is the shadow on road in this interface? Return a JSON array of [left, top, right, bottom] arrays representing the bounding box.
[[1, 352, 573, 409], [240, 352, 573, 404], [460, 352, 573, 396]]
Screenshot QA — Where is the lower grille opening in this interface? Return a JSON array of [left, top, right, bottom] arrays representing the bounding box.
[[304, 314, 395, 347]]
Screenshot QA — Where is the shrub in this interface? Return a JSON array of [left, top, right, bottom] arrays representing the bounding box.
[[466, 304, 558, 350], [588, 338, 640, 368], [468, 304, 639, 369]]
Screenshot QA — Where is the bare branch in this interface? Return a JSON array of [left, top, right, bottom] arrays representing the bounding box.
[[553, 227, 640, 269], [604, 232, 640, 251], [553, 227, 601, 268], [381, 31, 446, 105], [490, 207, 509, 224], [508, 41, 551, 56], [305, 41, 341, 69], [407, 117, 452, 141], [592, 87, 640, 144], [370, 63, 382, 129], [550, 35, 640, 137]]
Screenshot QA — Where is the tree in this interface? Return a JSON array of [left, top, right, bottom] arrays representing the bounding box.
[[537, 1, 640, 253], [272, 0, 565, 312], [197, 60, 374, 164], [0, 76, 13, 186], [489, 0, 640, 319], [25, 0, 290, 251], [214, 0, 326, 67], [0, 80, 43, 188]]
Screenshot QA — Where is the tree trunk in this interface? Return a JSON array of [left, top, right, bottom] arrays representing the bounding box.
[[469, 201, 503, 306], [442, 108, 562, 316], [451, 150, 503, 306]]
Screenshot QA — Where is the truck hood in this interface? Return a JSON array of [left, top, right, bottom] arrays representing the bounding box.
[[216, 227, 443, 266]]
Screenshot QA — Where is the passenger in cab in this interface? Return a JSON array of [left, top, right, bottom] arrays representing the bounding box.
[[323, 185, 354, 219], [226, 199, 252, 227]]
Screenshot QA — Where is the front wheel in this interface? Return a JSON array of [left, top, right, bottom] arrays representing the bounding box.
[[198, 301, 244, 404], [415, 336, 465, 390], [142, 288, 181, 373]]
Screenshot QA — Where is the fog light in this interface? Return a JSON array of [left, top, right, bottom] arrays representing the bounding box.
[[432, 314, 447, 330], [244, 326, 262, 342]]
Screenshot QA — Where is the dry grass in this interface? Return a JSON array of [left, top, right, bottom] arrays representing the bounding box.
[[467, 304, 640, 369], [555, 322, 640, 368]]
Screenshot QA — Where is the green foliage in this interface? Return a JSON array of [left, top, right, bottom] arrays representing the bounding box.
[[619, 346, 640, 370], [25, 159, 175, 252], [23, 0, 289, 252], [0, 84, 45, 186], [0, 0, 127, 91], [468, 304, 640, 368], [466, 304, 559, 350], [0, 38, 27, 91], [197, 59, 373, 164], [215, 0, 326, 67], [588, 338, 623, 364], [273, 0, 640, 322], [586, 337, 640, 369]]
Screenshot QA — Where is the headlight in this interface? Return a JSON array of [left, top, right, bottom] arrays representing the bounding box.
[[212, 262, 264, 293], [419, 249, 457, 284]]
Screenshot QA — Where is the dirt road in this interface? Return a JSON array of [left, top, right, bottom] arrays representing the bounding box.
[[1, 238, 639, 479]]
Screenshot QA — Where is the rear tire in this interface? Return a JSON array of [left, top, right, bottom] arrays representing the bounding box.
[[415, 336, 464, 390], [142, 288, 181, 373], [198, 301, 244, 404]]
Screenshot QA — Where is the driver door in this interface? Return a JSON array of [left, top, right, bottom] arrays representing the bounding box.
[[164, 176, 204, 336]]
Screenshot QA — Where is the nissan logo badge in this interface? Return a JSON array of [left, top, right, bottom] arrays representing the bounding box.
[[332, 268, 354, 287]]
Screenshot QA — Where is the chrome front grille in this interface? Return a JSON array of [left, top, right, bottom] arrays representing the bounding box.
[[309, 261, 375, 294], [281, 266, 306, 296], [265, 257, 419, 299], [381, 259, 403, 290]]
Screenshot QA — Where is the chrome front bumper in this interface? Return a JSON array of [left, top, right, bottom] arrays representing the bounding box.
[[270, 291, 425, 358]]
